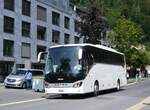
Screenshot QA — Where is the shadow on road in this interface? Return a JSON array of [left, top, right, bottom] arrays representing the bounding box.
[[4, 86, 33, 91], [43, 89, 125, 100]]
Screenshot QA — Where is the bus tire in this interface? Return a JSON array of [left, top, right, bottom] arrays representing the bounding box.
[[93, 81, 99, 96], [116, 80, 120, 91]]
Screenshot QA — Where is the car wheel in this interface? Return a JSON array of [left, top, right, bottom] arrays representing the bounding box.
[[22, 83, 27, 89]]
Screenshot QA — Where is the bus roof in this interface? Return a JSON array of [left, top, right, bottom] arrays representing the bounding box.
[[50, 44, 124, 55]]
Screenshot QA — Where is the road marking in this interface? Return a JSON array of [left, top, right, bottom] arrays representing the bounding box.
[[0, 98, 45, 107], [126, 96, 150, 110]]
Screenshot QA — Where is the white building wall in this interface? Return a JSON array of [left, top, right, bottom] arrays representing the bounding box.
[[0, 0, 80, 68], [0, 1, 3, 59]]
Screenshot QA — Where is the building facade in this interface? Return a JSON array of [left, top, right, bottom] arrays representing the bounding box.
[[0, 0, 80, 82]]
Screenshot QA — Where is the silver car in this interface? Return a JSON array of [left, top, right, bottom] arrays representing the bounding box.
[[4, 69, 43, 88]]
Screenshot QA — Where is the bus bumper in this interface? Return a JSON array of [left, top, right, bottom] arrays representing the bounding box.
[[45, 87, 84, 94]]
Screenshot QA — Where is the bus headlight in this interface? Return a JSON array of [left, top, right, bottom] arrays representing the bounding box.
[[73, 81, 82, 88]]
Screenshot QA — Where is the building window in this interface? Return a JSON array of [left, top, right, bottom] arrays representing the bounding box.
[[22, 0, 31, 16], [64, 16, 70, 29], [37, 25, 46, 40], [21, 43, 31, 58], [52, 11, 60, 26], [74, 20, 79, 32], [4, 0, 14, 11], [37, 5, 47, 22], [4, 16, 14, 34], [64, 33, 70, 44], [52, 30, 60, 44], [37, 45, 46, 59], [16, 64, 25, 68], [3, 40, 14, 57], [22, 21, 30, 37], [74, 36, 80, 44]]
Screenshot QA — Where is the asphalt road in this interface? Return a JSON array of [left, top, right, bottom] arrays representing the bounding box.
[[0, 79, 150, 110]]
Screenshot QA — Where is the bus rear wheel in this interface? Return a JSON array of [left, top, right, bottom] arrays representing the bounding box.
[[116, 80, 120, 91], [93, 82, 99, 96]]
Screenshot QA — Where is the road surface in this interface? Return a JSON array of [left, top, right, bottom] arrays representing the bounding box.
[[0, 79, 150, 110]]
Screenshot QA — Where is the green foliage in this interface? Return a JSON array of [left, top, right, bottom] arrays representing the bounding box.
[[73, 0, 150, 67], [103, 0, 150, 42], [108, 18, 146, 66], [77, 0, 107, 44], [72, 0, 150, 41], [126, 48, 150, 67], [109, 18, 143, 51], [70, 0, 86, 6]]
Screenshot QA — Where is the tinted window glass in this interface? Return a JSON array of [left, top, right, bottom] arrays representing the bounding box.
[[31, 71, 43, 76], [85, 46, 124, 66]]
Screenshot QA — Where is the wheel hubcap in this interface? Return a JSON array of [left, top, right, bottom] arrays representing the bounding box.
[[94, 84, 99, 96], [23, 84, 26, 88], [117, 82, 120, 90]]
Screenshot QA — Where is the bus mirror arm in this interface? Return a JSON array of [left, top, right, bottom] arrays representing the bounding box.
[[37, 52, 47, 63]]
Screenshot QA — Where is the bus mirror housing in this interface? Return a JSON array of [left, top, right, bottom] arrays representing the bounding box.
[[37, 52, 47, 63], [78, 49, 82, 60]]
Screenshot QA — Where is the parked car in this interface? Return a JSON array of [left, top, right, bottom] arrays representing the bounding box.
[[4, 69, 43, 88]]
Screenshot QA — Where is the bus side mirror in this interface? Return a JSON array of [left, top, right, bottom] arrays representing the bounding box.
[[37, 52, 47, 63]]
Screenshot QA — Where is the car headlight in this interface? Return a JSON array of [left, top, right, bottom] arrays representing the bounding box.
[[73, 81, 82, 88]]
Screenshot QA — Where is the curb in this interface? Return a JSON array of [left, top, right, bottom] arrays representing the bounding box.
[[127, 78, 149, 86], [127, 82, 137, 86]]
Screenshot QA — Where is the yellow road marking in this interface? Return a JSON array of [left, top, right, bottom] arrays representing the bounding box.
[[126, 96, 150, 110], [0, 98, 45, 107]]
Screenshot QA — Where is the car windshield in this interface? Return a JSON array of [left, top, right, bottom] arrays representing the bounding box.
[[45, 46, 85, 83], [11, 70, 27, 76]]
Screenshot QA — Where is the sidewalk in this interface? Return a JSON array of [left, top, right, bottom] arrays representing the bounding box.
[[0, 83, 4, 87], [127, 77, 149, 84]]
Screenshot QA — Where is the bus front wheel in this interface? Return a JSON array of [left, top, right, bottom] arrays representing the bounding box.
[[93, 81, 99, 96]]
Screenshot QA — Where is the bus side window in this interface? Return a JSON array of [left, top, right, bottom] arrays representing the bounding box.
[[82, 51, 88, 74], [83, 51, 94, 74], [88, 53, 94, 67]]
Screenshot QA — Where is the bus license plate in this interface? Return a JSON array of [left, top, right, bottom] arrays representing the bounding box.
[[58, 89, 64, 92]]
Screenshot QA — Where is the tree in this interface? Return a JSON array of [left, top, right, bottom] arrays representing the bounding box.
[[77, 0, 107, 44], [73, 0, 150, 67], [104, 0, 150, 42], [108, 18, 145, 66]]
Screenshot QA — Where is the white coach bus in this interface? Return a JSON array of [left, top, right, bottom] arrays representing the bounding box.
[[38, 44, 127, 96]]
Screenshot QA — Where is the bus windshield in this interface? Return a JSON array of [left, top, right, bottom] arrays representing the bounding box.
[[45, 46, 85, 83]]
